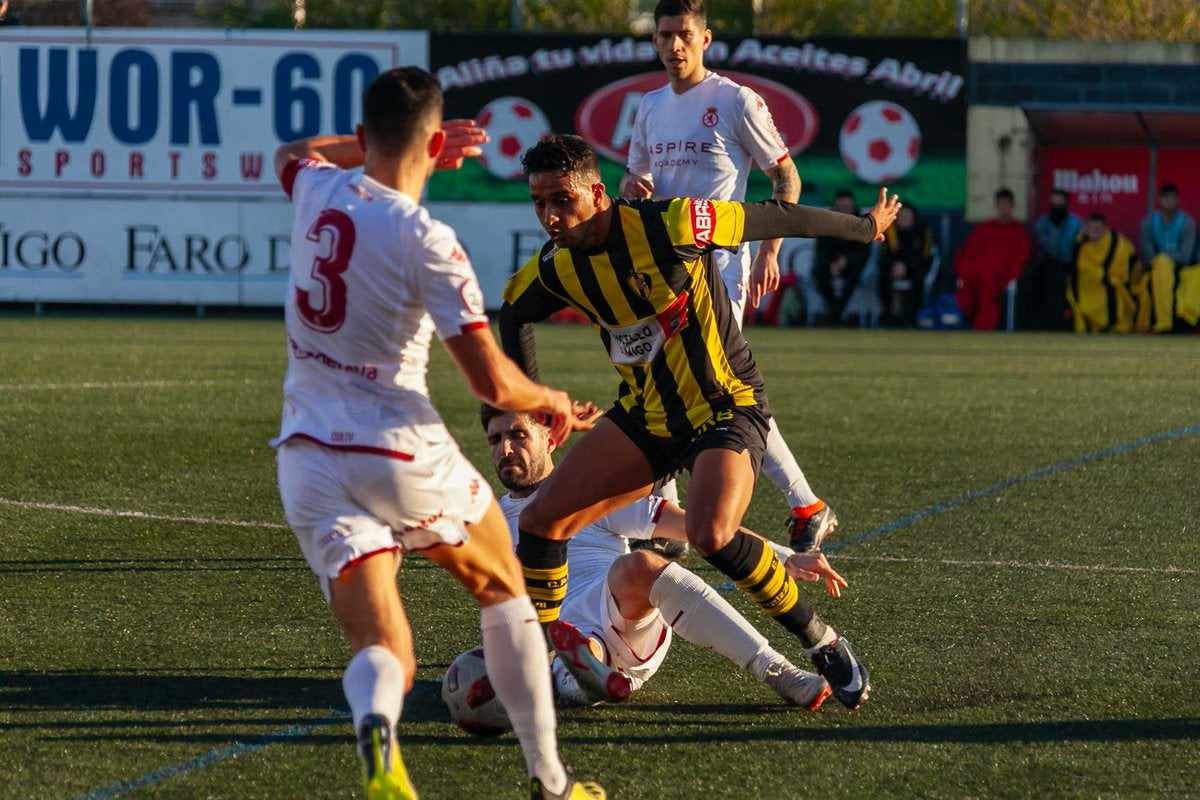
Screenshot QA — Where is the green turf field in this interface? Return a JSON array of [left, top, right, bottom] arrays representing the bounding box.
[[1, 319, 1197, 799]]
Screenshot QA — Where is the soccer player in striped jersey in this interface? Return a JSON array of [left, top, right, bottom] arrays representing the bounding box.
[[484, 408, 842, 710], [500, 133, 898, 711], [272, 69, 603, 800], [621, 0, 837, 552]]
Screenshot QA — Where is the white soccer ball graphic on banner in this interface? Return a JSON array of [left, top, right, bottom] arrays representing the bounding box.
[[441, 647, 512, 736], [838, 101, 922, 185], [476, 97, 551, 181]]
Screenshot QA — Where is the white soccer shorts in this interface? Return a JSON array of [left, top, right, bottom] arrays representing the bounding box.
[[276, 436, 492, 600]]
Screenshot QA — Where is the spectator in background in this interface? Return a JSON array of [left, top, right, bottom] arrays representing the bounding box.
[[1067, 213, 1147, 333], [1021, 189, 1082, 330], [0, 0, 21, 24], [878, 203, 933, 327], [953, 187, 1031, 330], [812, 189, 872, 325], [1140, 183, 1197, 333]]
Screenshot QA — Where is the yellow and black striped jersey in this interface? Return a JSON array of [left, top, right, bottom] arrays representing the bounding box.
[[500, 197, 877, 440]]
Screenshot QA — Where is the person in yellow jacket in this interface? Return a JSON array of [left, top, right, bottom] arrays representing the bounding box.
[[1067, 213, 1149, 333]]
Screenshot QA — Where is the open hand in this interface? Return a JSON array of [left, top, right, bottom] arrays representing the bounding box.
[[436, 119, 489, 171], [867, 187, 902, 241], [619, 172, 654, 199], [784, 550, 848, 598]]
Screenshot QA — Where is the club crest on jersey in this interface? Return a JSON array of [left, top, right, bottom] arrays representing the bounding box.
[[702, 107, 719, 128], [690, 199, 714, 247], [627, 271, 652, 300]]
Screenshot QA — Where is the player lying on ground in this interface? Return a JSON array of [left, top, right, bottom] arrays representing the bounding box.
[[484, 408, 848, 709], [501, 134, 900, 710], [271, 69, 603, 800]]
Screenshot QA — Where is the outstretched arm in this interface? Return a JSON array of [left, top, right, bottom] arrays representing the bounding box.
[[741, 187, 900, 245], [443, 327, 574, 445]]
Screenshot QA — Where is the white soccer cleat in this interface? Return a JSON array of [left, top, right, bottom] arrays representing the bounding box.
[[755, 653, 833, 710]]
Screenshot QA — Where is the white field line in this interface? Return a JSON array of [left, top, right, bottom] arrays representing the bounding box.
[[0, 379, 266, 391], [834, 553, 1200, 576], [0, 497, 289, 530]]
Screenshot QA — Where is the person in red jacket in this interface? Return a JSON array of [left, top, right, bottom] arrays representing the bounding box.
[[954, 187, 1031, 330]]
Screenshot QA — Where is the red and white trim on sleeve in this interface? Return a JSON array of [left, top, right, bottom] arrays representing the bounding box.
[[460, 321, 490, 333], [280, 157, 325, 200]]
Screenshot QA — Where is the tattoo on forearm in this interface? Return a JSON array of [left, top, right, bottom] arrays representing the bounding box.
[[770, 163, 801, 203]]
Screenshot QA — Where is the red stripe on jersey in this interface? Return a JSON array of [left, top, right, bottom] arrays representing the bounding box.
[[460, 321, 489, 333], [279, 432, 415, 461], [338, 545, 402, 576], [280, 158, 305, 199]]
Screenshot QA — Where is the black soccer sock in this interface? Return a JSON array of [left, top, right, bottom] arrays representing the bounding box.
[[703, 529, 829, 648], [516, 529, 569, 625]]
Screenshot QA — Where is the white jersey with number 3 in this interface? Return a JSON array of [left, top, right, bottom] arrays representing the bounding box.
[[274, 159, 490, 454], [626, 71, 789, 309]]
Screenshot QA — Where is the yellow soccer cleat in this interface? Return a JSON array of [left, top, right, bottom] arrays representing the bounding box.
[[531, 776, 607, 800], [357, 714, 418, 800]]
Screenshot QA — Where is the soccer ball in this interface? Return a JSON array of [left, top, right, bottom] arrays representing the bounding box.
[[476, 97, 551, 181], [838, 100, 922, 185], [441, 647, 512, 736]]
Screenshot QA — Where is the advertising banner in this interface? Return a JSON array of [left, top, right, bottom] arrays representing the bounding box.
[[0, 28, 424, 195], [0, 196, 529, 309], [428, 33, 966, 211], [1039, 146, 1150, 241]]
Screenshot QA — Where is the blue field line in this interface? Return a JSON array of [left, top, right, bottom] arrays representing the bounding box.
[[715, 420, 1200, 592], [75, 710, 349, 800], [824, 421, 1200, 553]]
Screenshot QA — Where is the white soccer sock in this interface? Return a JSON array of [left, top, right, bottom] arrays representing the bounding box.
[[761, 416, 820, 509], [342, 645, 406, 733], [803, 624, 838, 656], [648, 562, 769, 670], [481, 596, 567, 795]]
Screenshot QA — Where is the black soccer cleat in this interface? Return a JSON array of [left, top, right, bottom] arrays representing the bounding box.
[[788, 504, 839, 552], [810, 636, 871, 710]]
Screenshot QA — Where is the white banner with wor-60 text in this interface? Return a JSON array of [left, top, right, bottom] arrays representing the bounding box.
[[0, 28, 423, 194]]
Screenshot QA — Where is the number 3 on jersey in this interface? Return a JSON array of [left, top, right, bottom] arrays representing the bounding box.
[[296, 209, 356, 333]]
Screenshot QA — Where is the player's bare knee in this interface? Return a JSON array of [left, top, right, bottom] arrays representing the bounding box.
[[611, 549, 669, 587], [687, 523, 733, 556]]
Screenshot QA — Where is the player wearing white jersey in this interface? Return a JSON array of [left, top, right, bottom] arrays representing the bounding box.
[[484, 408, 848, 710], [272, 68, 603, 800], [620, 0, 840, 553]]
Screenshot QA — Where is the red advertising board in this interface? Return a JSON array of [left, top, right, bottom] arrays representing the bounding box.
[[1040, 146, 1149, 240]]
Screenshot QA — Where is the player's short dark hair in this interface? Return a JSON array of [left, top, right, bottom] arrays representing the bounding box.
[[995, 187, 1015, 202], [479, 404, 548, 433], [654, 0, 706, 26], [1049, 189, 1069, 202], [1088, 212, 1107, 222], [521, 134, 601, 182], [362, 67, 442, 156], [1160, 183, 1179, 196], [832, 188, 855, 203]]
